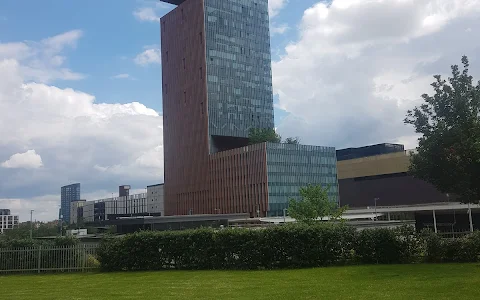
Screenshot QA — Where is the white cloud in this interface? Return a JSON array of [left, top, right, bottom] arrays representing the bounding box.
[[271, 23, 290, 35], [133, 7, 160, 22], [0, 30, 85, 83], [0, 33, 164, 221], [273, 0, 480, 149], [0, 195, 59, 222], [111, 73, 134, 80], [134, 48, 161, 66], [1, 150, 43, 169], [269, 0, 288, 18], [133, 1, 172, 23]]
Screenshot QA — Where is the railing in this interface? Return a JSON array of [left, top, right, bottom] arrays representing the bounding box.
[[0, 244, 99, 274]]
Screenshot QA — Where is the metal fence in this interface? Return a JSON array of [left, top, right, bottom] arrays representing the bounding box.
[[0, 244, 99, 274]]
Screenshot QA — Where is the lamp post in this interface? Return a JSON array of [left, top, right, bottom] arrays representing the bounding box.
[[29, 210, 34, 239], [283, 208, 288, 224], [374, 198, 380, 221]]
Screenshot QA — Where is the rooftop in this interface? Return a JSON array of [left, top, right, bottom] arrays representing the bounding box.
[[147, 183, 165, 188], [159, 0, 186, 5]]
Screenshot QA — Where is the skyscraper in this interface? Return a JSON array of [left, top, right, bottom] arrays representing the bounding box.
[[161, 0, 338, 217], [60, 183, 80, 223]]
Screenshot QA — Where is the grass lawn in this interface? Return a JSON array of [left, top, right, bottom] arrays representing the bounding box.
[[1, 264, 480, 299]]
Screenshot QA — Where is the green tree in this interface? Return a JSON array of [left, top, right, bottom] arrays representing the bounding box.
[[405, 56, 480, 203], [248, 128, 281, 144], [0, 222, 60, 240], [284, 137, 301, 144], [288, 184, 347, 225]]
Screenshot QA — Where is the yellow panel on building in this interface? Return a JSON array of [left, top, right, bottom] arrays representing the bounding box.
[[337, 152, 411, 180]]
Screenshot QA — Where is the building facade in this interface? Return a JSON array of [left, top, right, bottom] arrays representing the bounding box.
[[337, 147, 449, 207], [161, 0, 338, 217], [266, 143, 337, 216], [83, 193, 147, 223], [0, 209, 19, 234], [61, 183, 81, 223], [69, 200, 86, 225], [147, 184, 165, 216]]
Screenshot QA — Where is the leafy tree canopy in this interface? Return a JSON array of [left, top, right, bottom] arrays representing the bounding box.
[[405, 56, 480, 203], [248, 128, 281, 144], [288, 184, 347, 225], [248, 128, 302, 145], [0, 222, 59, 240], [284, 137, 301, 144]]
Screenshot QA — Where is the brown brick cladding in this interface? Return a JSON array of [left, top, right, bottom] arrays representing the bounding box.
[[161, 0, 210, 216], [209, 144, 268, 217], [161, 1, 269, 216]]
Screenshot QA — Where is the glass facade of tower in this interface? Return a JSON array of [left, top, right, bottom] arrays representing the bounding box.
[[61, 183, 80, 223], [204, 0, 274, 149], [266, 143, 339, 216]]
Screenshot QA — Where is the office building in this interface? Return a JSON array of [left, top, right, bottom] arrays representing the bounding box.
[[0, 209, 19, 234], [82, 185, 163, 223], [119, 185, 131, 197], [69, 200, 86, 225], [147, 184, 165, 216], [337, 145, 448, 207], [61, 183, 81, 223], [161, 0, 338, 217]]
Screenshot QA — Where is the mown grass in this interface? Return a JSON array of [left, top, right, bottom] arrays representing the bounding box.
[[1, 264, 479, 299]]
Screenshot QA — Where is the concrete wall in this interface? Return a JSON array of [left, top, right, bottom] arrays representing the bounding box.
[[147, 184, 164, 216]]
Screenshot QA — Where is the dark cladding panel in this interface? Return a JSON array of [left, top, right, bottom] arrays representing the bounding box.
[[339, 174, 449, 208], [337, 143, 405, 161]]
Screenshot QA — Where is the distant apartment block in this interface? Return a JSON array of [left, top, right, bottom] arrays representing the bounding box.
[[0, 209, 19, 234], [61, 183, 81, 223], [82, 185, 164, 223]]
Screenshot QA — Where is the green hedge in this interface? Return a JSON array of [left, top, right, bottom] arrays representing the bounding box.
[[422, 230, 480, 263], [97, 225, 480, 272]]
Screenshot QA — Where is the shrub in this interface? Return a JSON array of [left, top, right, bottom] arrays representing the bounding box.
[[423, 230, 480, 263], [98, 224, 356, 272], [97, 225, 480, 272], [355, 228, 402, 264]]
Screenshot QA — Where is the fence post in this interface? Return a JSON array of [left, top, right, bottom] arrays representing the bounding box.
[[37, 246, 42, 274], [83, 244, 86, 272]]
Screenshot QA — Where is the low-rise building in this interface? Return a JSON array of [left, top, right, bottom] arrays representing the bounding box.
[[147, 184, 164, 216], [0, 209, 19, 234], [82, 185, 164, 224], [336, 145, 448, 208]]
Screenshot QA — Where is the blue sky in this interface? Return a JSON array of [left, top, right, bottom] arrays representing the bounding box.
[[1, 0, 479, 221]]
